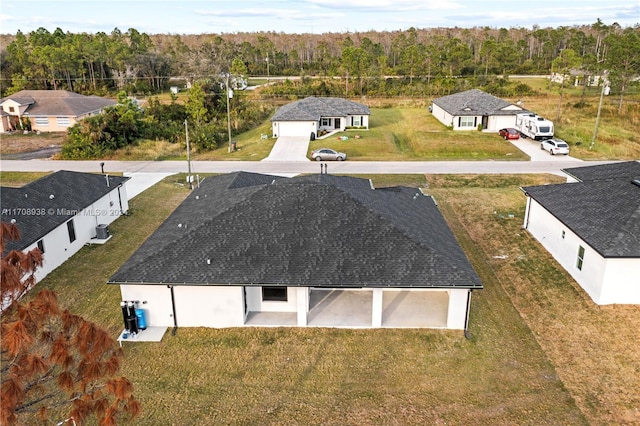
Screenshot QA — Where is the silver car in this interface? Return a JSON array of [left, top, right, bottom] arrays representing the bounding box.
[[541, 138, 570, 155], [311, 148, 347, 161]]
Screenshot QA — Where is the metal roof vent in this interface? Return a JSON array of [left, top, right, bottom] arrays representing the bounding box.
[[632, 179, 640, 188]]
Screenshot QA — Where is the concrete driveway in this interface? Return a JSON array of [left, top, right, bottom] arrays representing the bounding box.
[[509, 138, 582, 162], [262, 136, 310, 162]]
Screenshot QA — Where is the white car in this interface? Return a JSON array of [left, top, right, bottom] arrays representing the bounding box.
[[541, 138, 570, 155]]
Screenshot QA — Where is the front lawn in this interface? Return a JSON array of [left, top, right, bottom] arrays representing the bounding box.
[[16, 172, 640, 424]]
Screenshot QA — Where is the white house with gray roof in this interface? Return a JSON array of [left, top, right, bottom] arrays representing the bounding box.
[[522, 161, 640, 305], [270, 97, 370, 140], [0, 90, 116, 133], [109, 172, 482, 331], [430, 89, 525, 132], [1, 171, 130, 283]]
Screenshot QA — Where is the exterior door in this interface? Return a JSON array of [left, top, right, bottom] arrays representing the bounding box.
[[334, 118, 341, 129]]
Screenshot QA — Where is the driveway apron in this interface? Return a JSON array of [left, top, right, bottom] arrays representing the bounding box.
[[263, 136, 310, 162], [509, 138, 582, 162]]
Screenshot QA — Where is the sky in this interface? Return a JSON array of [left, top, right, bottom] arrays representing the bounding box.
[[0, 0, 638, 35]]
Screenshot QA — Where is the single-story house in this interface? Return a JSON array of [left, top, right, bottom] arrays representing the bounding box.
[[108, 172, 482, 331], [521, 161, 640, 305], [0, 90, 116, 133], [1, 171, 130, 283], [270, 97, 370, 140], [430, 89, 525, 132]]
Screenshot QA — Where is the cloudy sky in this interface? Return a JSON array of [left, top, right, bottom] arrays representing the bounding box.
[[1, 0, 638, 35]]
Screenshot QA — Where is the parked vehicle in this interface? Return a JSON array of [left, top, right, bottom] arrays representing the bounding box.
[[311, 148, 347, 161], [498, 128, 520, 140], [540, 138, 570, 155], [515, 113, 554, 140]]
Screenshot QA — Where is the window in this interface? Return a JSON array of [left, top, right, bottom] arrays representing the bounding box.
[[9, 106, 15, 112], [262, 286, 287, 302], [351, 116, 361, 126], [576, 246, 585, 270], [37, 239, 45, 253], [321, 118, 330, 127], [67, 220, 76, 243], [459, 116, 475, 127], [34, 117, 49, 126], [56, 117, 70, 126]]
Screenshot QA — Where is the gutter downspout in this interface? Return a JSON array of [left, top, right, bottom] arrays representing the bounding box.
[[464, 289, 473, 340], [168, 285, 178, 335]]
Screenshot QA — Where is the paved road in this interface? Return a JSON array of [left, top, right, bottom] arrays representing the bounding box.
[[0, 158, 612, 176]]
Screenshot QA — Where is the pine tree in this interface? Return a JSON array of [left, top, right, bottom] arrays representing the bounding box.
[[1, 222, 140, 425]]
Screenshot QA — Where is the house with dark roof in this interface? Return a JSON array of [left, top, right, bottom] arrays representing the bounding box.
[[1, 171, 130, 282], [521, 161, 640, 305], [0, 90, 116, 133], [430, 89, 525, 132], [108, 172, 482, 330], [270, 97, 370, 140]]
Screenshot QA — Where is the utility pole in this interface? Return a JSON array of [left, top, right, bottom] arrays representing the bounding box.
[[265, 55, 270, 82], [185, 119, 192, 189], [590, 71, 608, 151], [226, 73, 233, 153]]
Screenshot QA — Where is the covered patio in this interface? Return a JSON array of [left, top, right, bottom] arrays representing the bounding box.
[[245, 288, 450, 329]]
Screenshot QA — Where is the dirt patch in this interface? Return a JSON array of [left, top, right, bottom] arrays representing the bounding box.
[[0, 132, 65, 155]]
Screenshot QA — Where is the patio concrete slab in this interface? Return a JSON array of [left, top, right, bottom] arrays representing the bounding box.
[[245, 289, 450, 328]]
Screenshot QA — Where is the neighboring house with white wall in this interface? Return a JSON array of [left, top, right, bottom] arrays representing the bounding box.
[[109, 172, 482, 331], [0, 90, 116, 133], [1, 171, 130, 282], [430, 89, 525, 132], [271, 97, 370, 140], [521, 161, 640, 305]]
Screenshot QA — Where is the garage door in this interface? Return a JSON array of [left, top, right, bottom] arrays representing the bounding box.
[[275, 121, 314, 137]]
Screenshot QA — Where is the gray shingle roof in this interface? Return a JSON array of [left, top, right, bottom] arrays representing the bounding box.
[[563, 160, 640, 182], [271, 97, 370, 122], [109, 172, 482, 289], [432, 89, 523, 116], [523, 162, 640, 258], [1, 90, 116, 117], [1, 171, 129, 253]]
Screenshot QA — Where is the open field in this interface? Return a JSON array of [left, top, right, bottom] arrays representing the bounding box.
[[8, 173, 639, 425]]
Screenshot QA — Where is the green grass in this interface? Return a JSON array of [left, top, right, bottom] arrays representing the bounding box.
[[310, 108, 528, 161], [22, 173, 640, 424], [0, 171, 51, 187]]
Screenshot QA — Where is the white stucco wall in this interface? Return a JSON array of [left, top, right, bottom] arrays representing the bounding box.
[[432, 104, 453, 128], [600, 258, 640, 305], [120, 284, 175, 327], [446, 289, 470, 329], [246, 286, 298, 313], [26, 184, 128, 282], [174, 286, 245, 327], [524, 198, 640, 305]]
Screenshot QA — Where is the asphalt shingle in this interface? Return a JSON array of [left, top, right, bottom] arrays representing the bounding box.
[[432, 88, 522, 116], [271, 97, 371, 122], [109, 173, 482, 289], [523, 161, 640, 258], [1, 171, 129, 253]]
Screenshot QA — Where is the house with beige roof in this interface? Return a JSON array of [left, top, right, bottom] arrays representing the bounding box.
[[0, 90, 116, 133]]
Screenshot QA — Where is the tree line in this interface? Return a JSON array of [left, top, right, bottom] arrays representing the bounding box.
[[1, 20, 639, 98]]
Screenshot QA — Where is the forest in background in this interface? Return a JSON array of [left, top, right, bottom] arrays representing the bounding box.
[[0, 21, 638, 158], [1, 20, 639, 99]]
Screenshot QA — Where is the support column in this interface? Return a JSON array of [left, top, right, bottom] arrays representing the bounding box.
[[296, 287, 309, 326], [372, 288, 383, 327]]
